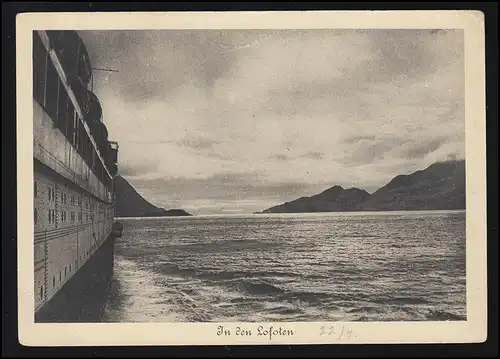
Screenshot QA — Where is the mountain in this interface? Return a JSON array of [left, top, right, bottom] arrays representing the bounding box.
[[361, 160, 465, 211], [114, 175, 192, 217], [262, 186, 370, 213], [259, 160, 465, 213]]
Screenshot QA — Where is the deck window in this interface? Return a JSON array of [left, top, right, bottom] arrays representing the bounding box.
[[73, 110, 79, 147], [33, 32, 47, 106], [64, 97, 75, 143], [57, 83, 69, 134], [45, 58, 59, 121]]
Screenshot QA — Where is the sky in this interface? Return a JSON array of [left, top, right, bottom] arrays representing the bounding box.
[[78, 29, 465, 215]]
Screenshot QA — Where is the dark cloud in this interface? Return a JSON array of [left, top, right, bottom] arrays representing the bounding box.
[[346, 141, 394, 165], [79, 30, 237, 102], [399, 138, 446, 159], [269, 154, 292, 161], [178, 137, 220, 150], [343, 136, 377, 145], [118, 162, 158, 177], [301, 152, 324, 160], [360, 29, 464, 85]]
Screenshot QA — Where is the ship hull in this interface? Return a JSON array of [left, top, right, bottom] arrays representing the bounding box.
[[35, 233, 115, 323], [33, 159, 116, 322], [33, 30, 119, 322]]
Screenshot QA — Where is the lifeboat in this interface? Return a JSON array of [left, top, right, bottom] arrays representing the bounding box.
[[84, 90, 105, 144], [45, 30, 92, 87], [85, 90, 103, 124]]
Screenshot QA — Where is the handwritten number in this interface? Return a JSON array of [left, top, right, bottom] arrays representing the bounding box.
[[329, 326, 335, 335], [319, 325, 354, 340]]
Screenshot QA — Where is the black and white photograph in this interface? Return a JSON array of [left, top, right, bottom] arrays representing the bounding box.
[[17, 10, 487, 346]]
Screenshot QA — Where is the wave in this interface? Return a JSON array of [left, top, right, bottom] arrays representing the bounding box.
[[169, 238, 281, 252], [327, 268, 364, 276], [155, 262, 304, 282], [263, 306, 304, 316], [276, 291, 333, 306], [347, 233, 383, 238], [348, 306, 387, 314], [231, 279, 285, 296], [372, 296, 430, 305], [427, 309, 466, 321], [349, 306, 466, 322]]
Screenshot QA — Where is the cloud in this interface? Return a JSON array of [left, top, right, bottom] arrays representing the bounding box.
[[177, 137, 221, 150], [301, 152, 324, 160], [77, 29, 464, 214], [269, 154, 292, 161], [398, 138, 447, 160], [80, 30, 237, 102], [125, 173, 333, 215]]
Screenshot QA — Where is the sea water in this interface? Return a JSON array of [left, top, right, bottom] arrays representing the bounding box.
[[103, 211, 466, 322]]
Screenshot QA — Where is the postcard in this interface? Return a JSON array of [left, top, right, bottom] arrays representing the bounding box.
[[16, 10, 487, 346]]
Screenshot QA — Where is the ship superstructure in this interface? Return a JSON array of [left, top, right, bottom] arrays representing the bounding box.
[[33, 30, 118, 320]]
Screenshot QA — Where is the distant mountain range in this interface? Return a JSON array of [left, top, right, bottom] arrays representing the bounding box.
[[260, 160, 465, 214], [114, 175, 192, 217]]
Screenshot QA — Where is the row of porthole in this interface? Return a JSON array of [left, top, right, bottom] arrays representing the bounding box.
[[34, 205, 111, 227], [37, 250, 94, 300], [36, 208, 93, 225], [45, 252, 99, 298], [50, 262, 73, 291], [34, 180, 98, 209], [41, 241, 106, 298]]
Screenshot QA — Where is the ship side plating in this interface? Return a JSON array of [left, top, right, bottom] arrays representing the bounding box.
[[33, 30, 119, 322]]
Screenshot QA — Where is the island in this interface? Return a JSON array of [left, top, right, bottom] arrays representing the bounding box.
[[114, 175, 192, 217], [259, 160, 465, 214]]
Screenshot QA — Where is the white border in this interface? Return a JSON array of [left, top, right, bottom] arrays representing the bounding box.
[[16, 10, 487, 346]]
